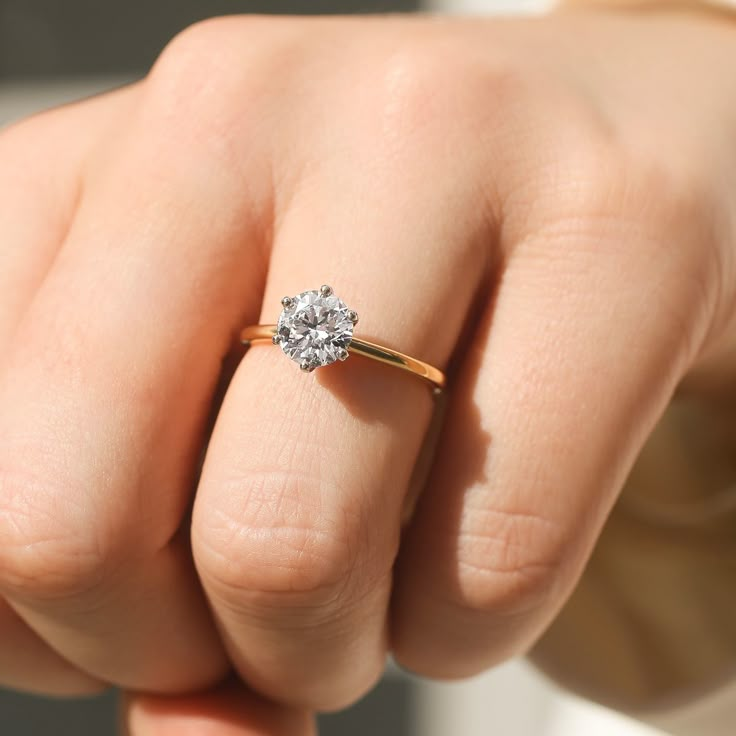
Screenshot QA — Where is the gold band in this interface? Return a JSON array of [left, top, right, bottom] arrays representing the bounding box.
[[240, 324, 446, 391]]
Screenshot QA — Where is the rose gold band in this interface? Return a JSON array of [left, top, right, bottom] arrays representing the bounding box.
[[240, 324, 446, 392]]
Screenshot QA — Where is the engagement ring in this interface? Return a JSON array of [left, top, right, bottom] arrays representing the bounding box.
[[240, 285, 445, 392]]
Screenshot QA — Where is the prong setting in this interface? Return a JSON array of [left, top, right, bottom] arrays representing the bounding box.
[[277, 286, 356, 372], [300, 358, 319, 373]]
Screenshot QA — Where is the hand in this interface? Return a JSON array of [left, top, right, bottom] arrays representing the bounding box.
[[1, 7, 735, 724]]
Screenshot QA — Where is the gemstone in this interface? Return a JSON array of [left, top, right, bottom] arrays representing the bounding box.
[[277, 289, 355, 368]]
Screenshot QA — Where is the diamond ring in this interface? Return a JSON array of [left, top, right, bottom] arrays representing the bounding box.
[[239, 285, 445, 392]]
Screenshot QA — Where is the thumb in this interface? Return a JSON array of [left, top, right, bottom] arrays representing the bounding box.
[[123, 681, 316, 736]]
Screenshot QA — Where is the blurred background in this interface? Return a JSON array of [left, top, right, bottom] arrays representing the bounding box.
[[0, 0, 665, 734]]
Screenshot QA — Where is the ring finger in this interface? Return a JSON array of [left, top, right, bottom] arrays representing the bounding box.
[[192, 95, 493, 709]]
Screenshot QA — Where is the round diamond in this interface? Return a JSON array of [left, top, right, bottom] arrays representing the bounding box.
[[277, 289, 354, 368]]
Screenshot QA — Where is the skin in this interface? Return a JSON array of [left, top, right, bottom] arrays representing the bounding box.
[[0, 8, 735, 734]]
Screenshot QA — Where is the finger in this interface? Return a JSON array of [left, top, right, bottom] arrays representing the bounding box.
[[0, 87, 137, 695], [192, 69, 492, 708], [392, 161, 715, 675], [0, 598, 103, 696], [0, 54, 272, 692], [125, 683, 316, 736], [0, 85, 138, 343]]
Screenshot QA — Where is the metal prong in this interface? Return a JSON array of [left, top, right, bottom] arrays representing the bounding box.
[[347, 310, 359, 324], [300, 359, 315, 373], [337, 347, 349, 361], [272, 334, 282, 345], [320, 284, 333, 297], [281, 296, 294, 309]]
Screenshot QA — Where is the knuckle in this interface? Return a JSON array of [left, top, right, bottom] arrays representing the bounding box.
[[547, 132, 625, 223], [624, 148, 717, 258], [0, 113, 60, 189], [194, 469, 368, 611], [525, 124, 719, 339], [369, 40, 525, 150], [452, 504, 565, 617], [375, 43, 455, 129], [0, 118, 31, 164], [512, 131, 636, 263], [0, 465, 117, 602], [150, 16, 241, 93], [143, 16, 294, 149], [533, 120, 706, 239]]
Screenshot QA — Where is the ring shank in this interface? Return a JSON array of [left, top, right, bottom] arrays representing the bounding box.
[[240, 324, 445, 391]]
